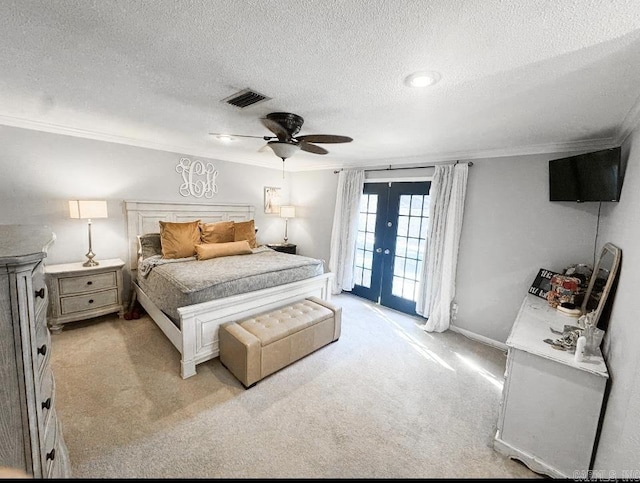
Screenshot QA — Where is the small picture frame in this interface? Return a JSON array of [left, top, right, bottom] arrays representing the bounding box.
[[264, 186, 282, 214], [528, 268, 560, 299]]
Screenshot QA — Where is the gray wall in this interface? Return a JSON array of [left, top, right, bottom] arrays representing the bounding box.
[[592, 127, 640, 472], [455, 154, 599, 342], [0, 124, 293, 299]]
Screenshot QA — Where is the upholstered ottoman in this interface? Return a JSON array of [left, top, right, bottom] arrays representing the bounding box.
[[219, 297, 341, 387]]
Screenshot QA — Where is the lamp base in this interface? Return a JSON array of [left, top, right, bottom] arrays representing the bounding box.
[[83, 249, 99, 267]]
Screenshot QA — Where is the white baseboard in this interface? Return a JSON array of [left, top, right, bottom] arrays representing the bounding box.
[[449, 324, 508, 351]]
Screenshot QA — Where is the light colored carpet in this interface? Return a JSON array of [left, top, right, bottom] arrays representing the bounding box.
[[50, 293, 539, 478]]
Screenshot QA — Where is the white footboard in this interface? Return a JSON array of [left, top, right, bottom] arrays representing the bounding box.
[[137, 273, 333, 379]]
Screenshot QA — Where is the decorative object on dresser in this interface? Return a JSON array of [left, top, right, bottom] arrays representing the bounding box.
[[494, 293, 609, 478], [45, 258, 125, 333], [266, 243, 297, 255], [0, 225, 71, 477], [279, 205, 295, 243], [68, 199, 108, 267]]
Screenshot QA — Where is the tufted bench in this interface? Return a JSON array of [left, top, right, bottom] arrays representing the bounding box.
[[219, 297, 341, 387]]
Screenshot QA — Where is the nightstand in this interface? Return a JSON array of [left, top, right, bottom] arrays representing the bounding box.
[[266, 243, 297, 254], [45, 258, 125, 333]]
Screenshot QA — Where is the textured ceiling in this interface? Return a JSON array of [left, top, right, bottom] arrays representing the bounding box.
[[1, 0, 640, 171]]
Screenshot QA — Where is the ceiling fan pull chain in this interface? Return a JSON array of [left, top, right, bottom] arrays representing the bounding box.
[[282, 158, 285, 178]]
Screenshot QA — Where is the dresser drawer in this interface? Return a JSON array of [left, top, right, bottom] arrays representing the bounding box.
[[59, 271, 116, 295], [32, 261, 48, 316], [41, 407, 59, 475], [60, 288, 118, 315], [46, 417, 71, 478], [35, 317, 51, 379], [38, 366, 55, 425]]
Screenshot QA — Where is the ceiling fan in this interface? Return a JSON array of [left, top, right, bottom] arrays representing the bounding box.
[[210, 112, 353, 174]]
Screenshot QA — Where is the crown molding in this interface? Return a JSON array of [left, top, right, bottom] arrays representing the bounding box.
[[0, 113, 623, 173], [616, 91, 640, 146]]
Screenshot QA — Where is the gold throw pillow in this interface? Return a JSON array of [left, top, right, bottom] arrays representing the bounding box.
[[234, 219, 257, 248], [195, 240, 252, 260], [159, 219, 201, 259], [199, 221, 235, 244]]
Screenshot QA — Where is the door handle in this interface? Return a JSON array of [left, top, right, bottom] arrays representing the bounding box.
[[375, 248, 382, 253], [384, 249, 390, 255]]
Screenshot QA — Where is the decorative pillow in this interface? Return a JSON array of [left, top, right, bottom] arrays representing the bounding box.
[[199, 221, 235, 244], [138, 233, 162, 260], [234, 219, 257, 248], [159, 219, 201, 259], [195, 240, 252, 260]]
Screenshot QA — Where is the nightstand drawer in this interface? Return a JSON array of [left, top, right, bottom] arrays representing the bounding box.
[[59, 271, 116, 295], [60, 289, 118, 315]]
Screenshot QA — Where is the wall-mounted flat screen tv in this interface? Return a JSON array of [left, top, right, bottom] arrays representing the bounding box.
[[549, 147, 622, 202]]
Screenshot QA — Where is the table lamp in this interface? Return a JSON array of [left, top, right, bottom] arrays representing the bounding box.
[[69, 200, 108, 266], [279, 205, 295, 243]]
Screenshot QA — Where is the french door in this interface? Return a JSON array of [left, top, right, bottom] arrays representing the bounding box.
[[352, 181, 431, 314]]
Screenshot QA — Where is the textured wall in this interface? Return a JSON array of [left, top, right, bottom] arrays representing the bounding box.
[[592, 127, 640, 473], [455, 153, 599, 342], [0, 124, 293, 299]]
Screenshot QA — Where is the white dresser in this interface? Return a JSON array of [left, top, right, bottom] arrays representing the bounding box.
[[494, 294, 608, 478], [0, 225, 71, 477]]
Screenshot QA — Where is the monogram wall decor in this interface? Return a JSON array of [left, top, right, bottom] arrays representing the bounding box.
[[176, 157, 218, 198]]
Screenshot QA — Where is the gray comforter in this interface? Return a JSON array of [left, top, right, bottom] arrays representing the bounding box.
[[136, 247, 324, 323]]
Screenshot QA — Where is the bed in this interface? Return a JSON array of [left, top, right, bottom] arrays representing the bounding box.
[[125, 200, 333, 378]]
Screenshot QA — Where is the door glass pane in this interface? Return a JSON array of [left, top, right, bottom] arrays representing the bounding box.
[[355, 193, 378, 289], [394, 257, 406, 277], [399, 195, 411, 215], [408, 216, 421, 238], [392, 194, 430, 303], [392, 276, 404, 296], [397, 216, 409, 236], [410, 195, 423, 216], [395, 237, 407, 257]]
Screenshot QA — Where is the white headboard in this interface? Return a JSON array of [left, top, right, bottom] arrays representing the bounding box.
[[124, 200, 255, 269]]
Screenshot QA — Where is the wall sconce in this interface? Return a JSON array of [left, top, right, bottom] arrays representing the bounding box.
[[69, 200, 108, 266], [279, 205, 295, 243]]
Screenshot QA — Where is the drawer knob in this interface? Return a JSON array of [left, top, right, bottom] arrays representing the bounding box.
[[88, 299, 94, 304], [35, 288, 45, 299], [38, 344, 47, 356], [87, 281, 93, 285], [46, 448, 55, 461], [42, 397, 51, 410]]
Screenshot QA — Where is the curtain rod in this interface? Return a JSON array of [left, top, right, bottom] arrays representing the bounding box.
[[333, 160, 473, 174]]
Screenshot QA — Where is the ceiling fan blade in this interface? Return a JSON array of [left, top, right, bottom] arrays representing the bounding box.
[[296, 134, 353, 144], [299, 141, 329, 155], [208, 133, 273, 140], [260, 118, 290, 140]]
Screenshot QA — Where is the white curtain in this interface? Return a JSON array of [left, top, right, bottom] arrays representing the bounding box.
[[416, 163, 469, 332], [328, 169, 365, 294]]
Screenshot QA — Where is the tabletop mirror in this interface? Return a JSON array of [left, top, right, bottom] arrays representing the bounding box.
[[581, 242, 622, 330]]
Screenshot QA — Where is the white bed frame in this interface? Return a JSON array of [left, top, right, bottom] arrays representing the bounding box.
[[125, 200, 333, 379]]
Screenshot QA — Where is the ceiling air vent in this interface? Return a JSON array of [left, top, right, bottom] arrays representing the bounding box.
[[221, 88, 271, 109]]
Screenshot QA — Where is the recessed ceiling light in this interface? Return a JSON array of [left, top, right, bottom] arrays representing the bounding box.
[[216, 134, 235, 143], [404, 71, 441, 88]]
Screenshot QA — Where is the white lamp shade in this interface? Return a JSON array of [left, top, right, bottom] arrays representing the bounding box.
[[268, 141, 300, 159], [279, 205, 296, 218], [69, 200, 108, 219]]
